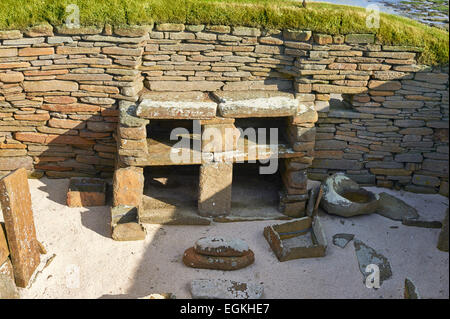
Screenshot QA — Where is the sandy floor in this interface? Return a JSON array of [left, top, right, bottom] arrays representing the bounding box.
[[1, 177, 448, 299]]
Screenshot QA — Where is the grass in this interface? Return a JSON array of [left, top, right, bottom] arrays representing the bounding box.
[[0, 0, 448, 65]]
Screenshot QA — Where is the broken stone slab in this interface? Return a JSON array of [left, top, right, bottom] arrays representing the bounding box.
[[404, 278, 421, 299], [0, 224, 8, 265], [437, 209, 449, 252], [264, 216, 327, 262], [353, 239, 392, 287], [0, 259, 19, 299], [194, 237, 250, 257], [190, 279, 263, 299], [111, 206, 146, 241], [402, 217, 443, 229], [332, 233, 355, 248], [213, 90, 300, 118], [183, 247, 254, 270], [0, 168, 40, 288], [376, 192, 419, 221], [66, 177, 106, 207], [136, 91, 217, 119], [321, 173, 379, 217]]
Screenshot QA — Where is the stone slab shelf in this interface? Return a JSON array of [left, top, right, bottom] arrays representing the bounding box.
[[134, 134, 304, 166]]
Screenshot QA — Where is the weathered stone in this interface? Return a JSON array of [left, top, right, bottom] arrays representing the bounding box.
[[376, 192, 419, 221], [183, 247, 254, 270], [111, 223, 146, 241], [137, 92, 217, 119], [18, 47, 54, 56], [332, 233, 354, 248], [55, 25, 102, 35], [368, 80, 401, 91], [24, 24, 53, 37], [264, 217, 327, 261], [198, 162, 232, 217], [0, 225, 8, 265], [404, 278, 421, 299], [0, 168, 40, 288], [155, 23, 185, 32], [402, 217, 442, 228], [66, 177, 106, 207], [0, 259, 19, 299], [23, 80, 78, 92], [0, 30, 22, 40], [321, 173, 379, 217], [437, 209, 449, 252], [354, 239, 392, 286], [190, 279, 263, 299], [113, 166, 144, 207], [214, 91, 299, 118], [147, 81, 223, 92], [194, 237, 250, 257], [394, 153, 423, 163], [202, 123, 240, 153], [0, 72, 24, 83], [0, 157, 33, 171], [283, 30, 312, 41], [412, 174, 440, 187], [312, 84, 368, 94], [345, 34, 375, 44]]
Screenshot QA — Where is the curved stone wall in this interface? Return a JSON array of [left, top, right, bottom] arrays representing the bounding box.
[[0, 24, 448, 194]]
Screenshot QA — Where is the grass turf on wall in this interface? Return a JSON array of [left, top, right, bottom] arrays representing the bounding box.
[[0, 0, 448, 65]]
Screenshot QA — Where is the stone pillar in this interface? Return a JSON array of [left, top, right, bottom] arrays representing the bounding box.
[[112, 166, 144, 207], [198, 162, 233, 217]]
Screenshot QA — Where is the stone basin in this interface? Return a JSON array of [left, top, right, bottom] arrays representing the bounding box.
[[320, 173, 379, 217]]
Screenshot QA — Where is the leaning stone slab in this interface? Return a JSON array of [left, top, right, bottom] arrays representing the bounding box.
[[183, 247, 254, 270], [404, 278, 421, 299], [67, 178, 106, 207], [354, 239, 392, 287], [0, 259, 19, 299], [214, 90, 299, 118], [332, 233, 354, 248], [402, 217, 442, 229], [437, 209, 449, 252], [0, 224, 9, 265], [376, 192, 419, 221], [190, 279, 263, 299], [0, 168, 40, 288], [194, 237, 250, 257], [137, 92, 217, 119]]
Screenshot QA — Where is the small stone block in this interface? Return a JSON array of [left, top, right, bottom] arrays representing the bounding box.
[[198, 162, 232, 217], [264, 217, 327, 262], [67, 178, 106, 207]]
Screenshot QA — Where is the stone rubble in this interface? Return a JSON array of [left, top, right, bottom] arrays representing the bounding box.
[[190, 278, 263, 299]]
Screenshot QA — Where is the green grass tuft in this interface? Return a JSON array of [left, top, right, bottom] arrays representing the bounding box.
[[0, 0, 448, 65]]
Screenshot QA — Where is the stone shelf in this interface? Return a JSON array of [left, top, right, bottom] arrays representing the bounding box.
[[141, 133, 304, 166]]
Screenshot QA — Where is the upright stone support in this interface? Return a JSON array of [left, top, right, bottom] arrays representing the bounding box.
[[112, 166, 144, 207], [0, 168, 40, 288], [198, 162, 233, 217]]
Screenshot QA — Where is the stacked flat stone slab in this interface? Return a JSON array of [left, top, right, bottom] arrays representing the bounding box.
[[0, 24, 447, 196]]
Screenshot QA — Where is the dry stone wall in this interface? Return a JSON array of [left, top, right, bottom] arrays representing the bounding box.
[[0, 24, 448, 194]]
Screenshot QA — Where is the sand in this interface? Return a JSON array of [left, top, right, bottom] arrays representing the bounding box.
[[1, 177, 448, 299]]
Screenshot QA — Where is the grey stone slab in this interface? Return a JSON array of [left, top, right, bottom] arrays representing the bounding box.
[[190, 279, 263, 299], [376, 192, 419, 221], [333, 233, 355, 248], [354, 239, 392, 287]]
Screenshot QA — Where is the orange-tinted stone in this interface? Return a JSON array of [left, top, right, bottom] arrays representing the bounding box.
[[0, 168, 40, 288], [67, 178, 106, 207], [113, 167, 144, 207]]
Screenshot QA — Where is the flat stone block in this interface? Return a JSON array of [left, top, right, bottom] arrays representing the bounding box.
[[67, 178, 106, 207], [198, 162, 232, 217], [137, 92, 217, 119], [111, 206, 146, 241], [190, 279, 263, 299], [214, 90, 299, 118]]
